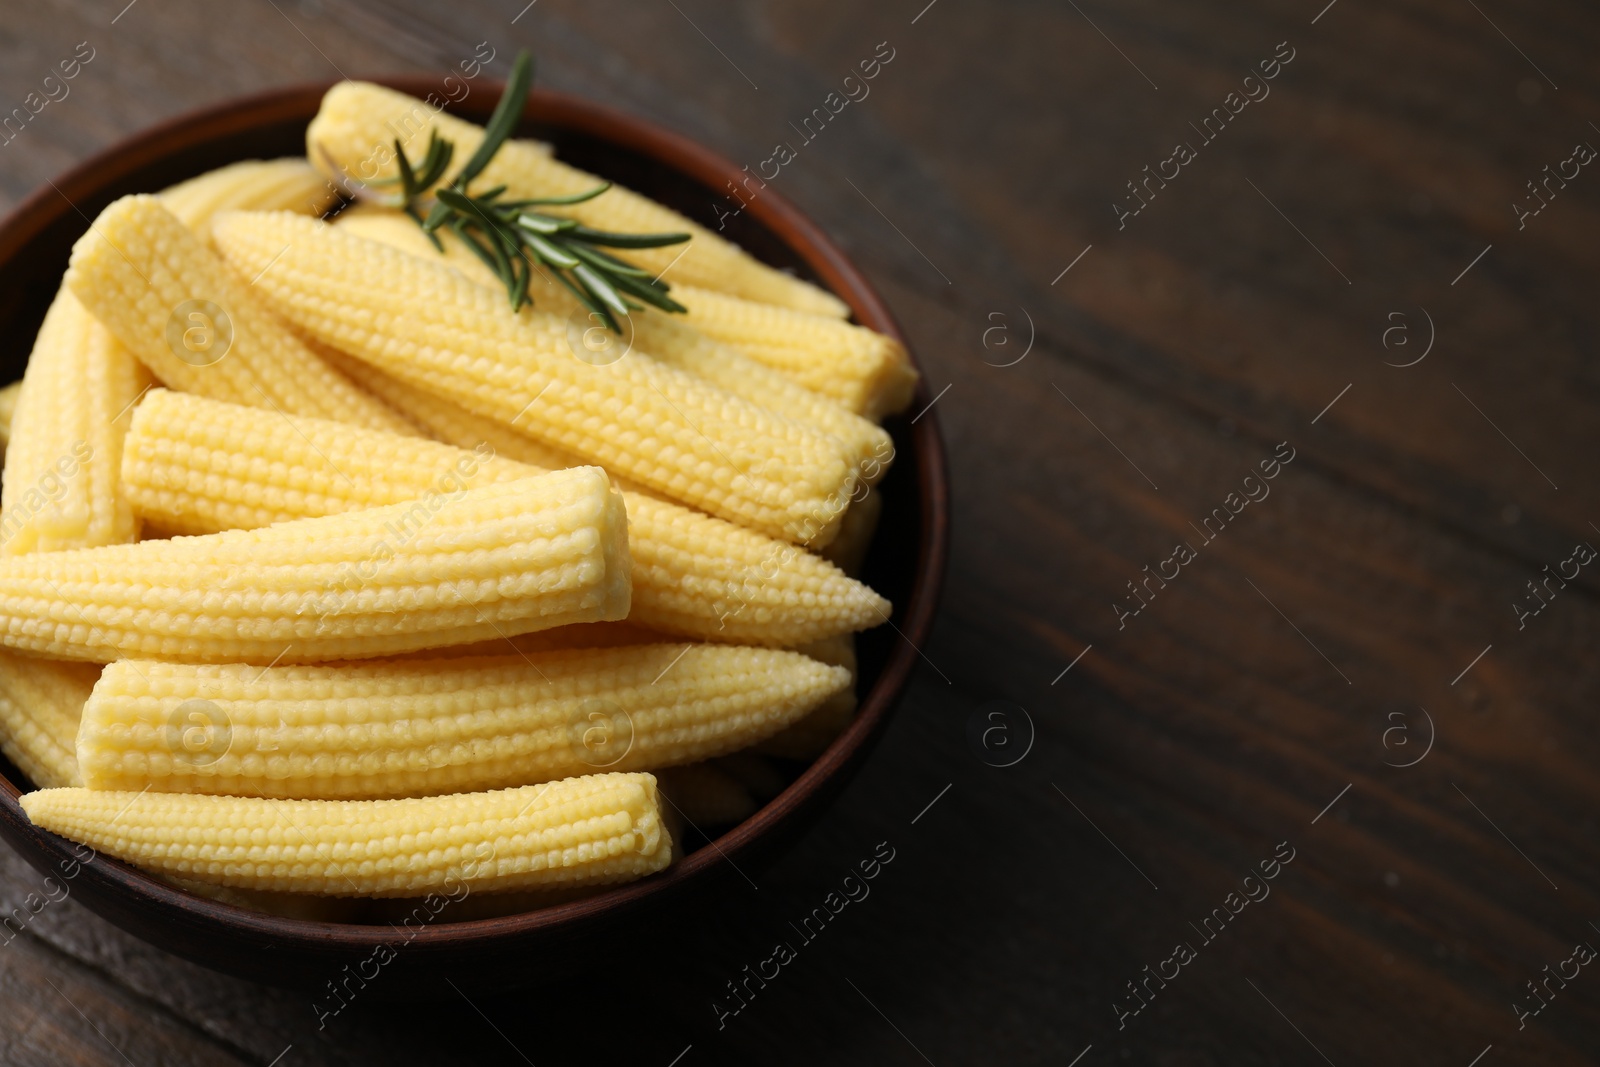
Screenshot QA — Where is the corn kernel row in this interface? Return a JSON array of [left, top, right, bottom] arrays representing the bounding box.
[[0, 292, 149, 554], [77, 645, 848, 799], [0, 467, 630, 663], [22, 773, 672, 897]]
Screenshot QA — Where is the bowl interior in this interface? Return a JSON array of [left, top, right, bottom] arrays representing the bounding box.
[[0, 80, 945, 990]]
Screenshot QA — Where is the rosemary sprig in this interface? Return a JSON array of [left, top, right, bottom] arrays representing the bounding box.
[[373, 50, 689, 331]]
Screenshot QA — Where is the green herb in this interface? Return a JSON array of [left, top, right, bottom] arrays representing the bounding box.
[[372, 50, 689, 331]]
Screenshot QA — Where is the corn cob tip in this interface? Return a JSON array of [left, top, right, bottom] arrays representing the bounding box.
[[159, 158, 341, 240], [65, 194, 149, 276], [65, 197, 411, 436], [841, 584, 892, 632]]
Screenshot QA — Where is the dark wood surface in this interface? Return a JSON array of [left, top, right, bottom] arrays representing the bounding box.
[[0, 0, 1596, 1063]]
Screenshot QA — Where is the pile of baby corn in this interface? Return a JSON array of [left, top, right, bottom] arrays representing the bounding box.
[[0, 79, 914, 921]]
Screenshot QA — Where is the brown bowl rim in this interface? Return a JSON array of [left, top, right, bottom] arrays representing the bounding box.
[[0, 77, 949, 954]]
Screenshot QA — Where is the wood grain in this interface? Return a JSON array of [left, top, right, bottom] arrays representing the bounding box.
[[1, 0, 1598, 1062]]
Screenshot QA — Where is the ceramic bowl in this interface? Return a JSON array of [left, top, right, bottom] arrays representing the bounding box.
[[0, 77, 948, 993]]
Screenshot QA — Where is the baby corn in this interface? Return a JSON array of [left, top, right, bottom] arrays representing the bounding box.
[[0, 650, 96, 788], [320, 351, 581, 471], [452, 620, 662, 656], [309, 80, 848, 317], [121, 390, 890, 646], [672, 285, 919, 419], [77, 645, 849, 799], [64, 195, 409, 433], [212, 211, 859, 545], [757, 634, 858, 759], [657, 762, 757, 826], [21, 773, 672, 897], [160, 158, 338, 241], [0, 380, 20, 447], [0, 160, 361, 556], [821, 487, 882, 577], [119, 387, 536, 534], [334, 208, 893, 472], [1, 291, 151, 553], [0, 467, 630, 663]]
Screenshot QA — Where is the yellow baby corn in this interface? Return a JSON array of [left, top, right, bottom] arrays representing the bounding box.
[[0, 161, 357, 556], [77, 645, 849, 799], [309, 81, 848, 317], [160, 158, 339, 241], [21, 773, 671, 897], [212, 211, 858, 545], [333, 208, 893, 473], [629, 319, 892, 481], [0, 466, 630, 663], [757, 634, 858, 759], [119, 387, 535, 534], [1, 291, 151, 553], [657, 763, 757, 826], [672, 285, 919, 419], [161, 874, 365, 921], [64, 195, 410, 434], [822, 487, 882, 577], [326, 356, 887, 560], [120, 390, 890, 646], [422, 620, 660, 659], [0, 650, 96, 788], [318, 347, 582, 471], [0, 381, 20, 447]]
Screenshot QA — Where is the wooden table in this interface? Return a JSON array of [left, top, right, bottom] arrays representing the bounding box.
[[2, 0, 1597, 1063]]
